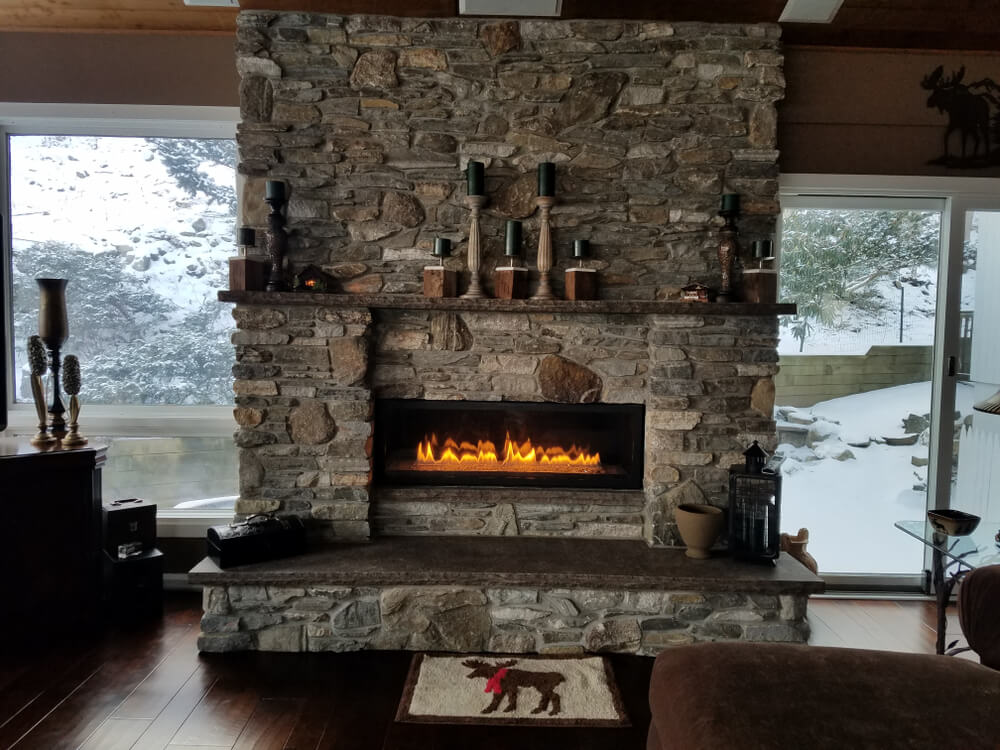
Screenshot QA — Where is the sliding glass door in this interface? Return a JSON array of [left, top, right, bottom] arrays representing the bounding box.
[[777, 177, 1000, 588]]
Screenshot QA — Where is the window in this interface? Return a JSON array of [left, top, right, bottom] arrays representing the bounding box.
[[1, 105, 240, 519], [777, 175, 1000, 589]]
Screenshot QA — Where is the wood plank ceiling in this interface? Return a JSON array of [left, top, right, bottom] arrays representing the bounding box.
[[0, 0, 998, 51]]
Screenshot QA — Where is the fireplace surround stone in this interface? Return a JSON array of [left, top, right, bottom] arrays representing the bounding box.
[[192, 12, 820, 654]]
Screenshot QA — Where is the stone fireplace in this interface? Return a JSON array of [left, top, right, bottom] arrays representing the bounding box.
[[190, 11, 823, 654]]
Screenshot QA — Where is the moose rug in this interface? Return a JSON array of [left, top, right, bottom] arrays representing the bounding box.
[[395, 654, 629, 727]]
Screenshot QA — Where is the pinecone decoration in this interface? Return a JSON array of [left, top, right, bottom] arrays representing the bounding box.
[[63, 355, 82, 397], [28, 335, 48, 377]]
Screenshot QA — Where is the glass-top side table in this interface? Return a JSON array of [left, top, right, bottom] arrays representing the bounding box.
[[894, 519, 1000, 654]]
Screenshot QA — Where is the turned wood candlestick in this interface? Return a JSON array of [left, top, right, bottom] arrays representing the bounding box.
[[264, 195, 288, 292], [717, 211, 739, 303], [532, 196, 556, 300], [461, 195, 488, 299]]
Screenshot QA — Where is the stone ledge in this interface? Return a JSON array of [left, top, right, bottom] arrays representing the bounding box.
[[375, 486, 646, 507], [219, 290, 797, 317], [189, 537, 824, 596]]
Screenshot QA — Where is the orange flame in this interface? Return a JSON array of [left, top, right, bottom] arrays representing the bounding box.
[[416, 432, 601, 473]]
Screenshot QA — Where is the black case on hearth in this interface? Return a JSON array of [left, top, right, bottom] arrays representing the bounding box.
[[207, 514, 307, 568], [102, 498, 157, 558]]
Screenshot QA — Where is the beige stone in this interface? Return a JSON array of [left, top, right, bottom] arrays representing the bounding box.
[[381, 191, 425, 227], [492, 174, 537, 219], [750, 378, 775, 415], [399, 47, 447, 70], [234, 407, 264, 427], [480, 21, 521, 56], [328, 337, 369, 386], [289, 401, 337, 445], [584, 618, 641, 652], [349, 49, 398, 90]]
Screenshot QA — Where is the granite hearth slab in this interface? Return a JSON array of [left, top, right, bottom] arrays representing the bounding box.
[[219, 290, 797, 317], [189, 537, 823, 596]]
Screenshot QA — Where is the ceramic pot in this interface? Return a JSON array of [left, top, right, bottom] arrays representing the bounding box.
[[674, 503, 724, 559]]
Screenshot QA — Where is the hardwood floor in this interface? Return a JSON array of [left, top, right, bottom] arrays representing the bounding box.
[[0, 594, 960, 750]]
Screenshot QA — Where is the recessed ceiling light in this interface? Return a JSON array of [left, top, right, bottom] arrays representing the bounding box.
[[459, 0, 563, 17], [779, 0, 844, 23]]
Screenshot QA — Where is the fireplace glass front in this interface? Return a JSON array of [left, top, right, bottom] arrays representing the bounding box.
[[374, 400, 644, 490]]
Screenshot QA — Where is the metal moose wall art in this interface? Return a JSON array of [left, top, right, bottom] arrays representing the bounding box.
[[921, 65, 1000, 168]]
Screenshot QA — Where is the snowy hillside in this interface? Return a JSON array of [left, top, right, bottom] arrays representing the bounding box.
[[10, 134, 237, 405]]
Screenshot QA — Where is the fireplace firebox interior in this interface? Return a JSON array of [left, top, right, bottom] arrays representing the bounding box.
[[374, 400, 644, 489]]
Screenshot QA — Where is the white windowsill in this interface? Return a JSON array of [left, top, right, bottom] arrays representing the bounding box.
[[158, 510, 235, 538], [2, 403, 236, 437]]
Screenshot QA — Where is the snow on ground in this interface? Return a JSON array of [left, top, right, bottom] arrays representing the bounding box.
[[777, 381, 976, 574], [779, 265, 975, 355]]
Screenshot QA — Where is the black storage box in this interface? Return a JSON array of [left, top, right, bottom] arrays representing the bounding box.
[[103, 548, 163, 621], [102, 498, 157, 558], [207, 514, 306, 568]]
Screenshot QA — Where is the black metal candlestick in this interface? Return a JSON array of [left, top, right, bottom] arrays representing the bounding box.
[[36, 278, 69, 439], [264, 188, 288, 292]]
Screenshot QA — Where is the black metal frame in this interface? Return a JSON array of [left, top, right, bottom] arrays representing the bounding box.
[[373, 399, 645, 490]]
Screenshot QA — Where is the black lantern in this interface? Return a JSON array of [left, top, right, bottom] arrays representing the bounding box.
[[728, 441, 781, 562]]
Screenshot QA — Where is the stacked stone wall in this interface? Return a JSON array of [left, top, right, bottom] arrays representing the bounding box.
[[236, 13, 783, 299]]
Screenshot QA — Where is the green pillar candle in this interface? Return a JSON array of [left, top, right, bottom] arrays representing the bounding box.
[[236, 227, 256, 247], [433, 237, 452, 258], [752, 239, 774, 259], [265, 180, 286, 202], [721, 193, 740, 213], [573, 239, 589, 258], [538, 162, 555, 197], [505, 220, 522, 256], [466, 161, 485, 196]]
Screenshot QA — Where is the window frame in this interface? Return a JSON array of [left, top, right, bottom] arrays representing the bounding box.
[[779, 174, 1000, 591], [0, 103, 240, 438], [1, 104, 241, 529]]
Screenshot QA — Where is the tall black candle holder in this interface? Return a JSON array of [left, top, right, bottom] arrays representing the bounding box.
[[717, 207, 740, 302], [264, 184, 288, 292], [36, 278, 69, 439]]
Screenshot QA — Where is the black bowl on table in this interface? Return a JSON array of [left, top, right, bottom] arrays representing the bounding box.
[[926, 509, 981, 536]]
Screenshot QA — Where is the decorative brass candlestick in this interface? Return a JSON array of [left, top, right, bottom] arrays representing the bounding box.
[[264, 181, 288, 292], [461, 194, 488, 299], [61, 355, 88, 448], [27, 335, 56, 447], [532, 195, 556, 300], [717, 208, 739, 303], [37, 277, 68, 439]]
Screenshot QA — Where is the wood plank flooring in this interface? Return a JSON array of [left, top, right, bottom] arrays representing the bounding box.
[[0, 594, 959, 750]]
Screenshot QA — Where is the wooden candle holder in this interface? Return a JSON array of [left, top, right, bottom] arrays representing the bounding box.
[[531, 196, 556, 300], [565, 267, 598, 300], [423, 266, 457, 298], [229, 257, 268, 292], [742, 269, 777, 304], [494, 267, 528, 299], [461, 195, 488, 299]]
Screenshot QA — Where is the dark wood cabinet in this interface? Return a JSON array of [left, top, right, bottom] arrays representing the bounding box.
[[0, 439, 107, 639]]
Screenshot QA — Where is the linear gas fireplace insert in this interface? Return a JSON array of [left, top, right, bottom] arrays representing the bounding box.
[[374, 400, 644, 490]]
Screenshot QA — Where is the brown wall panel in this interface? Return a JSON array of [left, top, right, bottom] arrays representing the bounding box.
[[779, 46, 1000, 176], [0, 32, 238, 106]]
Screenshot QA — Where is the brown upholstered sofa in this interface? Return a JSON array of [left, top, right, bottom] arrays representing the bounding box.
[[648, 642, 1000, 750]]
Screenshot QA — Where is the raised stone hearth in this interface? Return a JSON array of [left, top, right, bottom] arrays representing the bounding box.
[[192, 537, 822, 653]]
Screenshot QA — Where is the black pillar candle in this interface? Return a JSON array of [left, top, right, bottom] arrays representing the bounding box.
[[537, 162, 556, 197], [265, 180, 286, 202], [720, 193, 740, 214], [433, 237, 452, 258], [573, 239, 589, 259], [753, 239, 774, 259], [466, 161, 485, 196], [236, 227, 256, 247], [505, 220, 522, 256]]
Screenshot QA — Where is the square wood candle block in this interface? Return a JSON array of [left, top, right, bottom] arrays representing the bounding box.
[[229, 257, 268, 292], [742, 269, 777, 304], [423, 266, 457, 298], [494, 266, 528, 299], [565, 267, 598, 300]]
